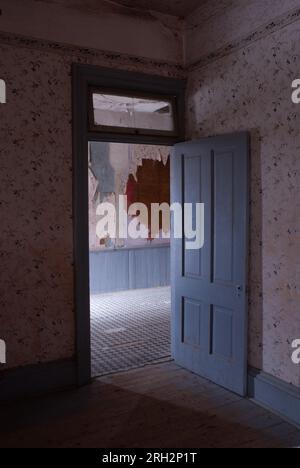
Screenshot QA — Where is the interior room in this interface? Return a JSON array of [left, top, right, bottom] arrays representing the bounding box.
[[0, 0, 299, 449]]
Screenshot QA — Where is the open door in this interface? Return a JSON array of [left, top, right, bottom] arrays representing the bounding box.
[[171, 132, 249, 396]]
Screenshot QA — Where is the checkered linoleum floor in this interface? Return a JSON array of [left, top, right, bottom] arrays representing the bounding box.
[[90, 287, 171, 377]]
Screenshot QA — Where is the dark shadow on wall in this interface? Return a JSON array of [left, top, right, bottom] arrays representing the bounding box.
[[248, 128, 263, 372]]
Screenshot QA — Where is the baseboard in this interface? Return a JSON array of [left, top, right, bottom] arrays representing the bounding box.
[[0, 359, 77, 403], [248, 367, 300, 427]]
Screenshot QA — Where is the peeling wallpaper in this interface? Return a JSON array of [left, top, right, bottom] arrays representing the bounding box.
[[187, 20, 300, 387], [88, 143, 170, 251], [0, 36, 183, 371]]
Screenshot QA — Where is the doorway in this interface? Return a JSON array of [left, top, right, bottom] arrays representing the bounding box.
[[73, 64, 186, 385], [73, 64, 249, 396], [88, 141, 172, 376]]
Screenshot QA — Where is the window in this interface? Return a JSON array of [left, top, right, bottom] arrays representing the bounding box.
[[89, 88, 178, 137]]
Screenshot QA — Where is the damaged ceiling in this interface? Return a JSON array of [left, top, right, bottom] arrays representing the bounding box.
[[35, 0, 203, 17]]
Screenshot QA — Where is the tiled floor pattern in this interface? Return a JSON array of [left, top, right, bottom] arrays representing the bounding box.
[[90, 287, 171, 377]]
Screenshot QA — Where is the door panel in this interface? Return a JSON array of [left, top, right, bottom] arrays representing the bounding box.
[[171, 132, 249, 396], [182, 298, 203, 347], [214, 151, 234, 284]]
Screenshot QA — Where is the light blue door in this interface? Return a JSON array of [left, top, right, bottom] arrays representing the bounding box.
[[171, 133, 249, 396]]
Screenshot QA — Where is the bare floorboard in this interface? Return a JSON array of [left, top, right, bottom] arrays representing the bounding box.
[[0, 362, 299, 448]]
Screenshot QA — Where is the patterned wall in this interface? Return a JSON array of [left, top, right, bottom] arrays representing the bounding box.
[[186, 13, 300, 386], [0, 33, 183, 370]]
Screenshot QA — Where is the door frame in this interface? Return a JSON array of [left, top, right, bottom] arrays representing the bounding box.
[[72, 64, 186, 385]]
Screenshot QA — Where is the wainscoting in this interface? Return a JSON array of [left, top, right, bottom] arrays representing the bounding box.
[[89, 245, 170, 294]]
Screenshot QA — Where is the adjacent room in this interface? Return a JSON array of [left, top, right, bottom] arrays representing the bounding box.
[[89, 142, 172, 376]]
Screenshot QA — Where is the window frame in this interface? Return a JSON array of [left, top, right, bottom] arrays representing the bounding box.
[[88, 86, 179, 138]]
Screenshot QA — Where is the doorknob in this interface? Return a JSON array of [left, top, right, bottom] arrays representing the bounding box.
[[236, 285, 243, 297]]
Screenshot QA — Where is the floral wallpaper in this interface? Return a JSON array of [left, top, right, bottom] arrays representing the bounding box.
[[0, 33, 183, 370], [187, 20, 300, 387]]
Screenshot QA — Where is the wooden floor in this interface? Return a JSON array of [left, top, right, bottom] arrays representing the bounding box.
[[0, 361, 299, 448]]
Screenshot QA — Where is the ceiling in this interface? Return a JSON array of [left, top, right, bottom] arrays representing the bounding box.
[[37, 0, 202, 18], [111, 0, 202, 17]]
